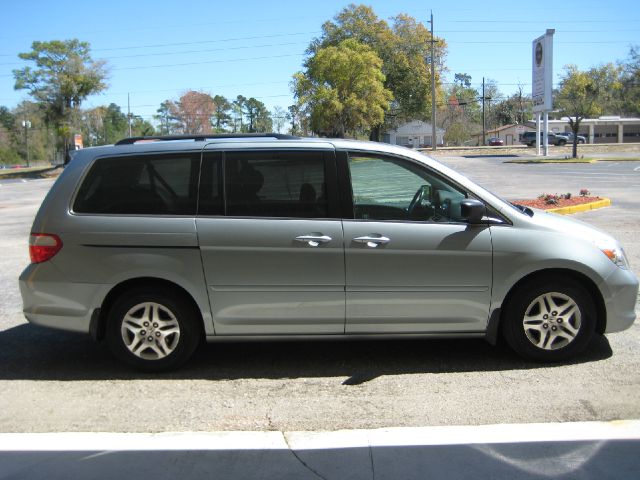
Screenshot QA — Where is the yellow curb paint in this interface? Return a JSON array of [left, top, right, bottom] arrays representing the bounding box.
[[546, 197, 611, 215]]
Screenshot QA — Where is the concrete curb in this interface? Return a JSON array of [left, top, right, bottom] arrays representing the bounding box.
[[547, 197, 612, 215], [1, 421, 639, 480], [2, 420, 639, 451]]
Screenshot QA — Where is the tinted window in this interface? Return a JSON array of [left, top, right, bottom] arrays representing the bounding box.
[[74, 154, 199, 215], [225, 151, 328, 218], [348, 153, 467, 222]]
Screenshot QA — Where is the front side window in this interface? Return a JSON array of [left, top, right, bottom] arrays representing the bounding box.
[[348, 153, 467, 222], [74, 154, 199, 215], [224, 151, 329, 218]]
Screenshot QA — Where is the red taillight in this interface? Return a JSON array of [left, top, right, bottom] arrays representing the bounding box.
[[29, 233, 63, 264]]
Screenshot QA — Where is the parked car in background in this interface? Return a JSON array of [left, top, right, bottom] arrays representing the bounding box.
[[557, 132, 587, 144], [20, 133, 638, 370], [520, 131, 568, 147], [487, 137, 504, 146]]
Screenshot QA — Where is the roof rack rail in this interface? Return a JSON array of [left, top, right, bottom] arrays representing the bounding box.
[[115, 133, 299, 145]]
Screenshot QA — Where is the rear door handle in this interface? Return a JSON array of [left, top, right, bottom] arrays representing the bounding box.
[[353, 235, 390, 248], [294, 234, 332, 247]]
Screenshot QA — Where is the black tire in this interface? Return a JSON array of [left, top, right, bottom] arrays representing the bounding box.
[[106, 286, 202, 371], [557, 140, 566, 146], [501, 277, 595, 362]]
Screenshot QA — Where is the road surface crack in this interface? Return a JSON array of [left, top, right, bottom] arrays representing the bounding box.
[[282, 431, 329, 480]]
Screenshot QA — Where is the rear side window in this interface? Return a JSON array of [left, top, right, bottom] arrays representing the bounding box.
[[224, 151, 329, 218], [73, 154, 200, 215]]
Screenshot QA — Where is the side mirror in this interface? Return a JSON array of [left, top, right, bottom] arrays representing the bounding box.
[[460, 199, 485, 224]]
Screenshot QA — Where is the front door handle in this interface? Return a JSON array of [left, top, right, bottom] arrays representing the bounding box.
[[353, 235, 390, 248], [294, 234, 332, 247]]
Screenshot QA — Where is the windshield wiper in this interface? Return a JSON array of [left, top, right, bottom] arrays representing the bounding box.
[[511, 203, 534, 217]]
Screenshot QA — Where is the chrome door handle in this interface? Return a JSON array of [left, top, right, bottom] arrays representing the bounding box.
[[353, 235, 390, 248], [294, 234, 332, 247]]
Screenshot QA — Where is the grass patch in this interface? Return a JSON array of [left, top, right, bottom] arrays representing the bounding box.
[[0, 165, 57, 178], [590, 157, 640, 162], [504, 158, 594, 164], [505, 156, 640, 164]]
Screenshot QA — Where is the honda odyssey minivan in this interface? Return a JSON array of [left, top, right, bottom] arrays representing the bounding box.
[[20, 134, 638, 370]]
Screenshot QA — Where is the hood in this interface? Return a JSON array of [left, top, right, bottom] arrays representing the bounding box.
[[526, 208, 616, 245]]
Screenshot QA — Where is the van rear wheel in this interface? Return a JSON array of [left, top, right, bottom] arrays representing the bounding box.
[[106, 287, 201, 371], [502, 278, 595, 361]]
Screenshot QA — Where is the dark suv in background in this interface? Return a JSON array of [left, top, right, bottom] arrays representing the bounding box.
[[557, 132, 587, 144], [520, 131, 567, 147]]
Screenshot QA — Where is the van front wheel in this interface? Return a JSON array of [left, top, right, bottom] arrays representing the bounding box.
[[106, 287, 201, 371], [502, 278, 595, 361]]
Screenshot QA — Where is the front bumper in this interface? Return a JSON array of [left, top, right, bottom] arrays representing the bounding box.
[[601, 266, 639, 333]]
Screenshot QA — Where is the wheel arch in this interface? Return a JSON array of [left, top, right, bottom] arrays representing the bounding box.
[[91, 277, 204, 341], [496, 268, 606, 337]]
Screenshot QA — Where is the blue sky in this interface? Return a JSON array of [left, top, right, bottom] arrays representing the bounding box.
[[1, 0, 638, 124]]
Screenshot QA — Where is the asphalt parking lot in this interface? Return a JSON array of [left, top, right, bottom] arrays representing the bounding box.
[[0, 157, 639, 434]]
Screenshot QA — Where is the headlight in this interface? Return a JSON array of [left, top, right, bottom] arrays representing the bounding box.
[[596, 240, 630, 269]]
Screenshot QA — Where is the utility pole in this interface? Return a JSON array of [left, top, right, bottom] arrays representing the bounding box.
[[429, 11, 437, 151], [127, 93, 132, 137], [482, 77, 486, 146]]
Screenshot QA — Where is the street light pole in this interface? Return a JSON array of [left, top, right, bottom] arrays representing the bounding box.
[[22, 120, 31, 167]]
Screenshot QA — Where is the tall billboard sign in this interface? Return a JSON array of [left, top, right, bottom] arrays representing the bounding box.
[[532, 29, 554, 113]]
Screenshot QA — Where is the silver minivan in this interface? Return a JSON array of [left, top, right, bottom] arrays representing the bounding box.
[[19, 134, 638, 370]]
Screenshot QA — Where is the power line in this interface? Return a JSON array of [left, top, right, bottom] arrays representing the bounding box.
[[439, 29, 640, 33], [105, 81, 290, 96], [446, 19, 640, 23], [129, 94, 291, 109], [0, 31, 320, 57], [0, 41, 309, 67], [93, 31, 320, 53], [111, 53, 304, 72]]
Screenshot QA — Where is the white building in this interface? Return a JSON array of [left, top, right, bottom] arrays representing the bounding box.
[[383, 120, 445, 148], [530, 116, 640, 144]]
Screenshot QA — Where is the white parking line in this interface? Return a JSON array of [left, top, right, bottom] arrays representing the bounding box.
[[0, 420, 638, 452]]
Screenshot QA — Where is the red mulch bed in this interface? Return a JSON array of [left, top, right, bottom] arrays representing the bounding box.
[[513, 196, 602, 210]]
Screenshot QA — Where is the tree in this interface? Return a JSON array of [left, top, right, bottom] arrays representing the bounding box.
[[131, 116, 155, 137], [443, 121, 470, 146], [103, 103, 128, 143], [293, 39, 392, 137], [439, 73, 482, 145], [13, 39, 107, 162], [287, 104, 307, 135], [169, 91, 215, 134], [482, 79, 501, 131], [211, 95, 232, 132], [620, 46, 640, 116], [587, 63, 624, 115], [244, 98, 272, 132], [454, 73, 471, 88], [271, 106, 288, 133], [556, 65, 603, 158], [232, 95, 247, 132], [154, 101, 180, 135], [0, 106, 15, 131], [307, 5, 447, 138]]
